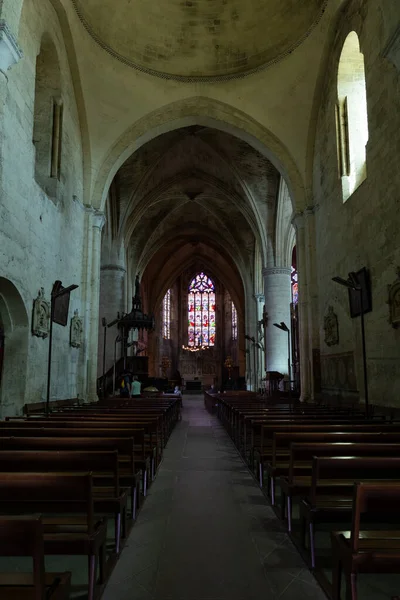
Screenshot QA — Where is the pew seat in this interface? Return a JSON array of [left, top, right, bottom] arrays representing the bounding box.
[[298, 456, 400, 568], [331, 482, 400, 600], [0, 515, 71, 600], [0, 473, 107, 600]]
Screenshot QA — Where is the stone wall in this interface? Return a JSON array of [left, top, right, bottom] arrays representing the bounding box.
[[312, 0, 400, 406], [0, 0, 93, 414]]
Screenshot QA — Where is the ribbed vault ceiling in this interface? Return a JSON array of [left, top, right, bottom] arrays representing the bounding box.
[[112, 126, 280, 278], [72, 0, 328, 80]]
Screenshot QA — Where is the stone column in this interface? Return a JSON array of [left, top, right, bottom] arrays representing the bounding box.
[[263, 267, 292, 377], [304, 206, 321, 399], [292, 213, 311, 402], [86, 211, 106, 402], [254, 293, 265, 390], [99, 263, 126, 374]]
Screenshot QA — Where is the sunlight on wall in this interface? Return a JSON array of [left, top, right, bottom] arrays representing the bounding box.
[[337, 31, 369, 202]]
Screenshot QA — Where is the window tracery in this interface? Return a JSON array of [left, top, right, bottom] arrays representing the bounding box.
[[162, 289, 171, 339], [188, 273, 216, 347]]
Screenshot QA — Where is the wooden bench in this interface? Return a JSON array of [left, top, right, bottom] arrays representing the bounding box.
[[266, 431, 400, 504], [253, 422, 400, 478], [0, 515, 71, 600], [0, 427, 152, 495], [279, 442, 400, 531], [0, 436, 141, 519], [0, 472, 107, 600], [299, 456, 400, 568], [0, 450, 128, 554], [331, 481, 400, 600]]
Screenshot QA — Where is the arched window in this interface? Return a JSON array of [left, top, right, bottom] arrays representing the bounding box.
[[291, 246, 298, 305], [232, 303, 238, 341], [33, 35, 63, 196], [162, 289, 171, 339], [336, 32, 369, 202], [188, 273, 216, 347]]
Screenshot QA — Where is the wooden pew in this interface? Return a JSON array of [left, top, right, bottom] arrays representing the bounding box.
[[0, 450, 127, 554], [253, 422, 400, 479], [280, 443, 400, 532], [0, 436, 141, 518], [0, 427, 152, 494], [300, 456, 400, 568], [0, 472, 107, 600], [331, 481, 400, 600], [266, 431, 400, 504], [23, 398, 79, 415], [0, 515, 71, 600]]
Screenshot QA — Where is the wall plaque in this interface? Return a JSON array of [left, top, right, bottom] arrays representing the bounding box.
[[70, 309, 83, 348], [388, 267, 400, 329], [32, 288, 50, 338], [323, 306, 339, 347]]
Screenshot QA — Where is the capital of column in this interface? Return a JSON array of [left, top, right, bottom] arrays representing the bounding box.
[[91, 210, 106, 231], [262, 267, 291, 277], [100, 264, 126, 273], [254, 293, 265, 303], [0, 20, 22, 73], [291, 212, 305, 231]]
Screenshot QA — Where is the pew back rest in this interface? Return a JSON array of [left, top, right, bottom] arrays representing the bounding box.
[[0, 436, 134, 469], [0, 472, 95, 532], [289, 443, 400, 481], [310, 456, 400, 504], [350, 481, 400, 552], [0, 427, 145, 443], [272, 432, 400, 465], [0, 515, 45, 600], [0, 450, 119, 493]]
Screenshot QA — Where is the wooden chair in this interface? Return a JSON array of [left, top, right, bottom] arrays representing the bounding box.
[[0, 450, 128, 554], [0, 472, 107, 600], [331, 481, 400, 600], [300, 456, 400, 568], [0, 515, 71, 600]]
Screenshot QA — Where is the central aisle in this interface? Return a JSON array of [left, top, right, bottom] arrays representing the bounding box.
[[103, 397, 326, 600]]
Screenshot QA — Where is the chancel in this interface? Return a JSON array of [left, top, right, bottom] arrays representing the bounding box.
[[0, 1, 399, 599]]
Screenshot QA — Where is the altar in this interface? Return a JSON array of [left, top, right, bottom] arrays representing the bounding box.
[[179, 346, 219, 388]]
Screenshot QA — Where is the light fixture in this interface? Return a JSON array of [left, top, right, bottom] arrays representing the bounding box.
[[332, 272, 368, 416], [273, 321, 290, 333]]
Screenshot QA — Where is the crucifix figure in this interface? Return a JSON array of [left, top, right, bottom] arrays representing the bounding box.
[[258, 305, 269, 373]]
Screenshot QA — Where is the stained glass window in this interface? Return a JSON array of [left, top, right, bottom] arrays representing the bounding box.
[[291, 246, 298, 305], [232, 302, 238, 341], [163, 289, 171, 339], [188, 273, 216, 347]]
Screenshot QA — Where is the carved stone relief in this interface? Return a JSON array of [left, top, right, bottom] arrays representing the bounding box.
[[70, 309, 83, 348], [387, 267, 400, 329], [323, 305, 339, 347], [32, 288, 50, 338]]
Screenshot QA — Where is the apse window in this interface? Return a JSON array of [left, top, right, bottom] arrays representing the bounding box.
[[33, 36, 63, 195], [232, 302, 238, 341], [336, 31, 369, 202], [188, 273, 216, 347], [162, 289, 171, 339], [291, 247, 298, 305]]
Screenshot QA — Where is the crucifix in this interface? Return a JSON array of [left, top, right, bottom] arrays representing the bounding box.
[[258, 305, 269, 373]]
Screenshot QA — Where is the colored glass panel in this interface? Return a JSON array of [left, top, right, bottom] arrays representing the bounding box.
[[163, 289, 171, 339], [232, 302, 238, 341], [187, 272, 215, 347]]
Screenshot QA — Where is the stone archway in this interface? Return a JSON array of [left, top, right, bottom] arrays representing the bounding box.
[[0, 278, 29, 417], [92, 97, 306, 220]]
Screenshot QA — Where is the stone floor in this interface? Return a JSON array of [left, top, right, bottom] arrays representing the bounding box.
[[102, 396, 327, 600]]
